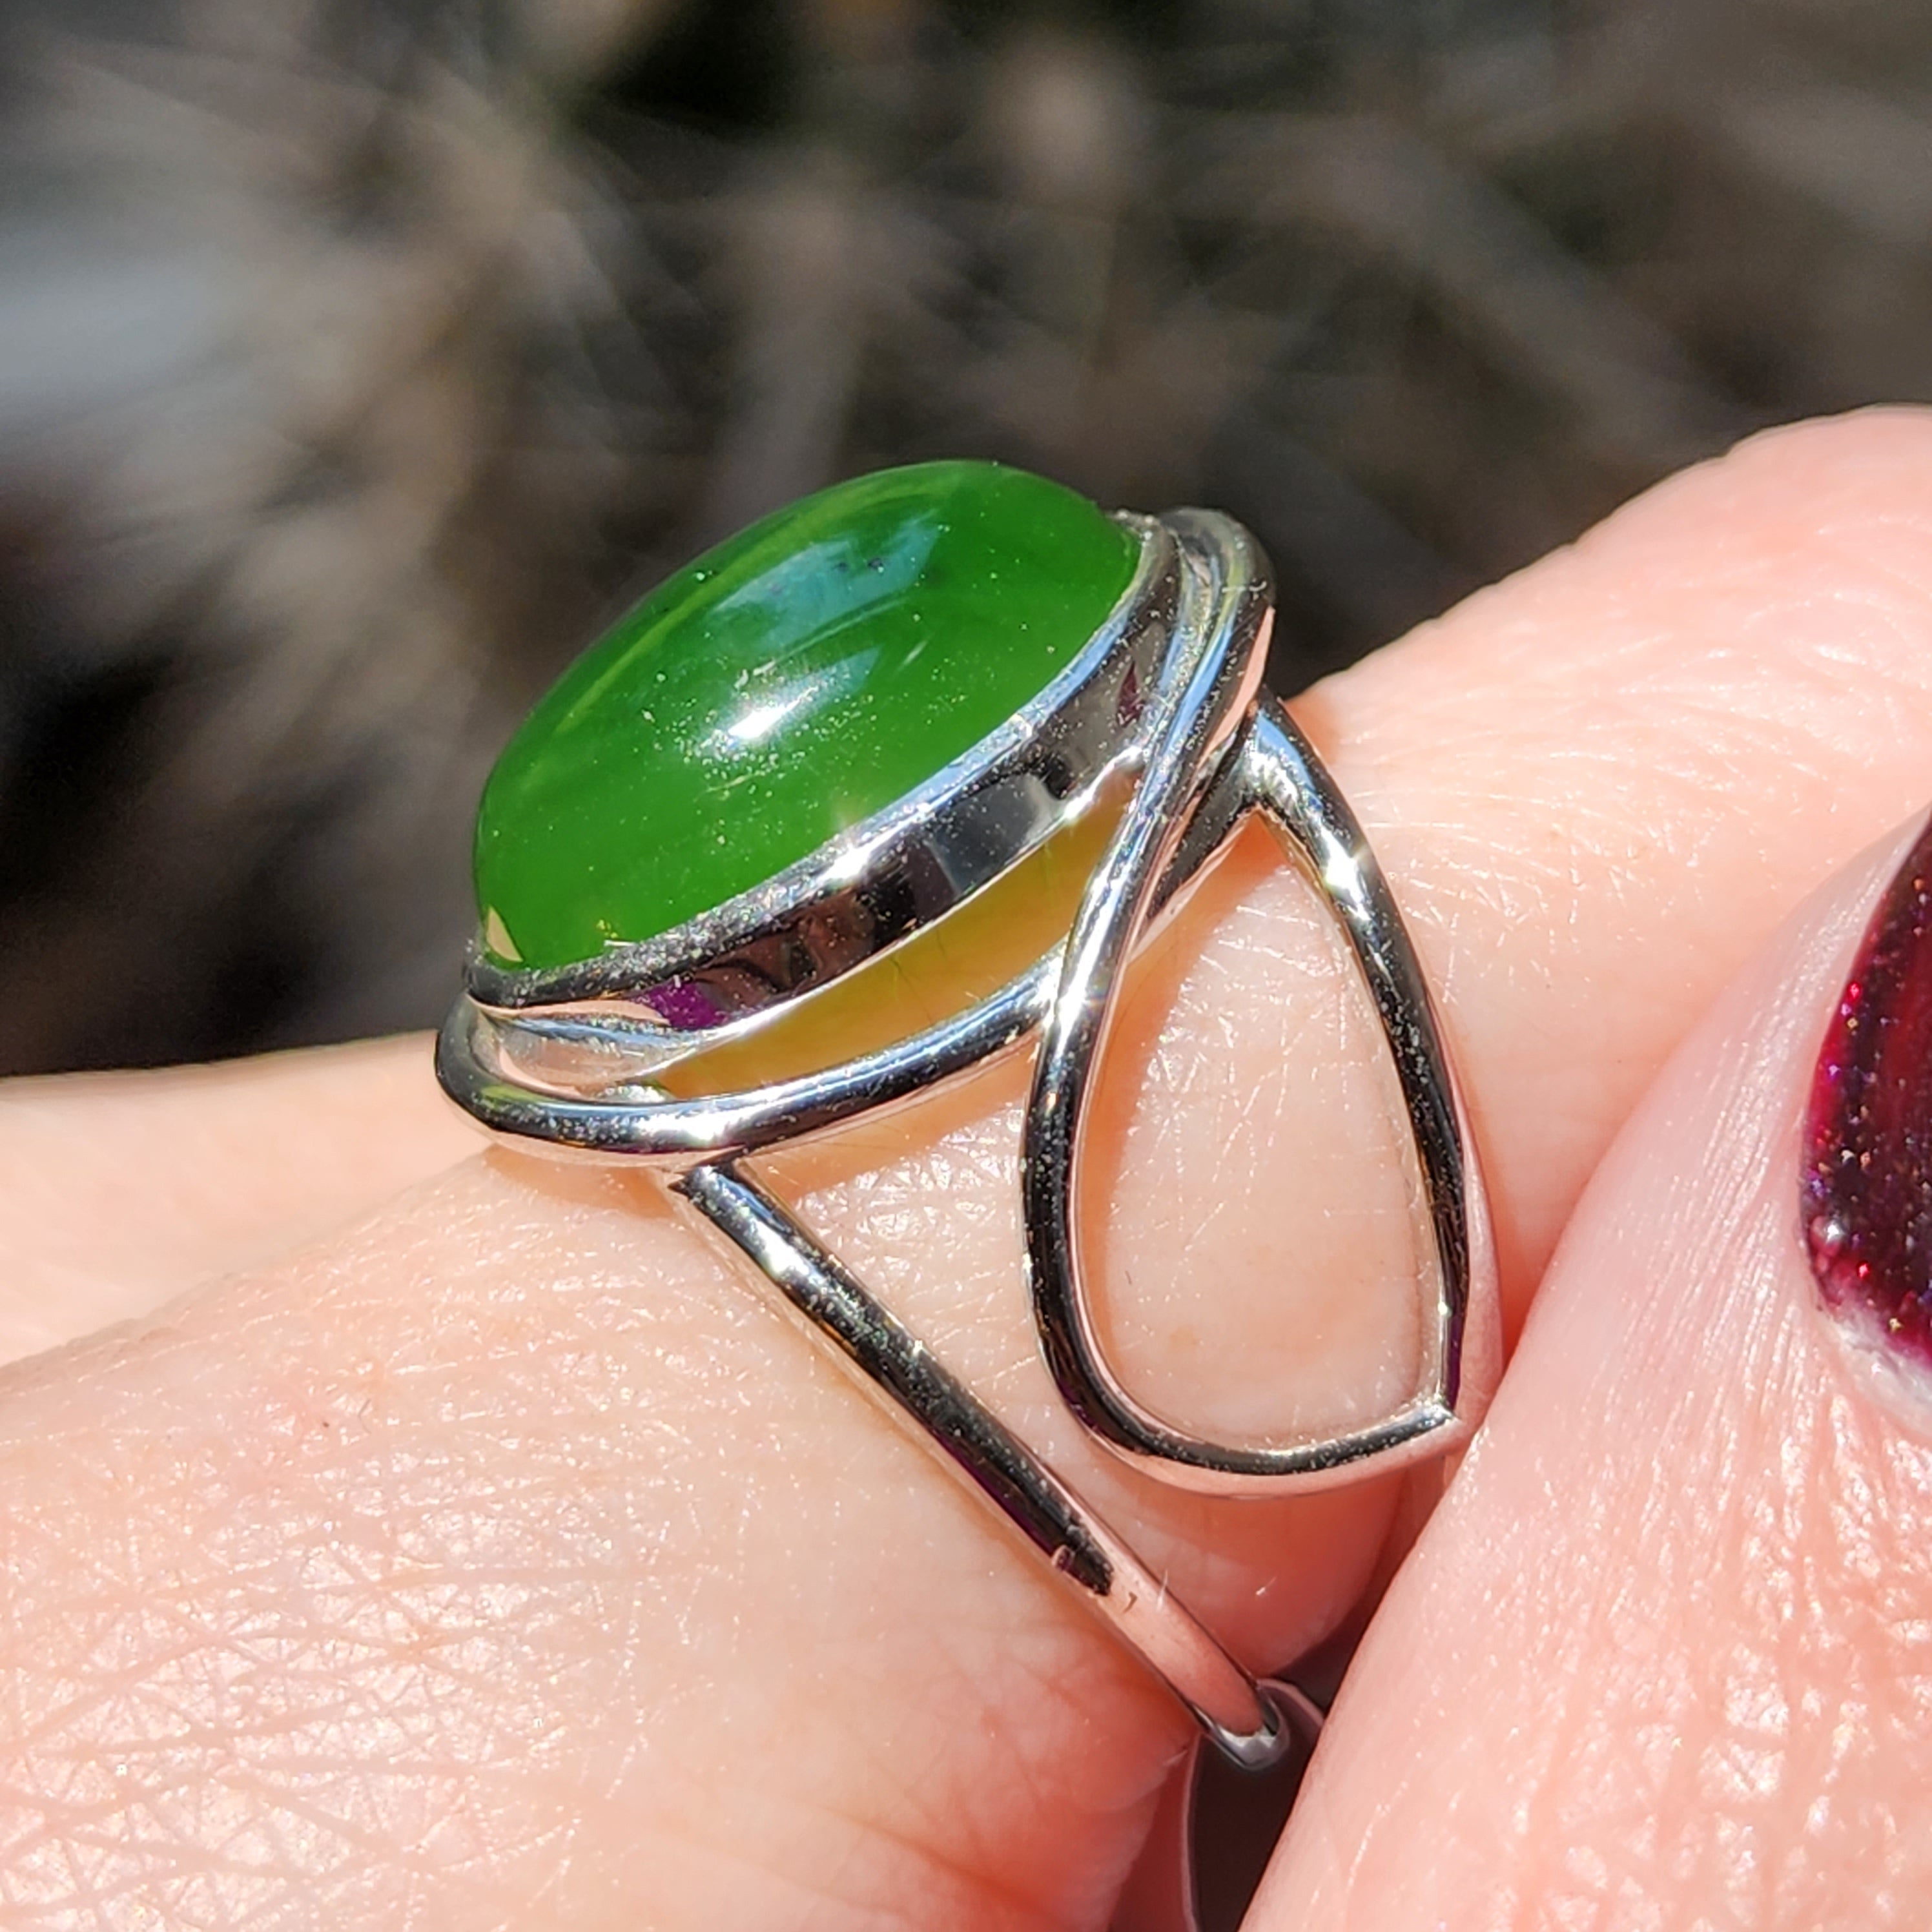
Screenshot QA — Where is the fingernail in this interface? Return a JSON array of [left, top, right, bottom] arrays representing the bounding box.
[[1803, 812, 1932, 1360]]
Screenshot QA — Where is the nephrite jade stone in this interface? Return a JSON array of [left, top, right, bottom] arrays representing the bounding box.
[[475, 460, 1141, 971]]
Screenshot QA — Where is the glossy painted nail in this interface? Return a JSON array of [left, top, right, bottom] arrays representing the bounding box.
[[1804, 812, 1932, 1362]]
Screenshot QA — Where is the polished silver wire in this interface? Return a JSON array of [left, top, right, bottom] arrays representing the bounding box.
[[1023, 518, 1497, 1495], [671, 1160, 1289, 1764], [1116, 1676, 1327, 1932], [438, 504, 1499, 1769]]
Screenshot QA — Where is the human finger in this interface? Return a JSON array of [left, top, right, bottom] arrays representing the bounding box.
[[1246, 812, 1932, 1930], [7, 415, 1932, 1924], [0, 1034, 475, 1364]]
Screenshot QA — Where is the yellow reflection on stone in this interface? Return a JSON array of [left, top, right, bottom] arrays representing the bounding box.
[[655, 786, 1126, 1099]]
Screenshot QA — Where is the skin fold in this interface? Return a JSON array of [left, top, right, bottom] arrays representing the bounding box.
[[1, 410, 1931, 1926]]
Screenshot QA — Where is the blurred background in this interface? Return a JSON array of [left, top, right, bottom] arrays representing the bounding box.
[[0, 0, 1926, 1072]]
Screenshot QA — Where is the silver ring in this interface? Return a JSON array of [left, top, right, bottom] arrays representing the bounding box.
[[438, 471, 1500, 1774]]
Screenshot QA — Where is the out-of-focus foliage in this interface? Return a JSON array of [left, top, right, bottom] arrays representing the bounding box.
[[0, 0, 1923, 1067]]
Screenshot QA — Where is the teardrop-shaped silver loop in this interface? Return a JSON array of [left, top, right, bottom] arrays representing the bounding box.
[[1022, 522, 1499, 1497]]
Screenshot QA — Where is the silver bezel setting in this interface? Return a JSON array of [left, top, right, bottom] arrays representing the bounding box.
[[465, 515, 1180, 1038]]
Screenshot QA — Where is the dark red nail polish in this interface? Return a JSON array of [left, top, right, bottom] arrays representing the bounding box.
[[1804, 814, 1932, 1361]]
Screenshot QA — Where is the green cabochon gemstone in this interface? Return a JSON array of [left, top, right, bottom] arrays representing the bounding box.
[[474, 460, 1141, 971]]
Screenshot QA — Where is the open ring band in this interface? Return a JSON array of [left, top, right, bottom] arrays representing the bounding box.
[[438, 465, 1499, 1771]]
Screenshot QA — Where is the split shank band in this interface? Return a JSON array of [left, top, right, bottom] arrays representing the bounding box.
[[439, 494, 1501, 1769]]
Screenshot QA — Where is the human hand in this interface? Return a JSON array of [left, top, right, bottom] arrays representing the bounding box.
[[4, 410, 1931, 1929]]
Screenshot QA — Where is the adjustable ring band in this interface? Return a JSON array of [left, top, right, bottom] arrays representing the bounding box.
[[438, 460, 1499, 1772]]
